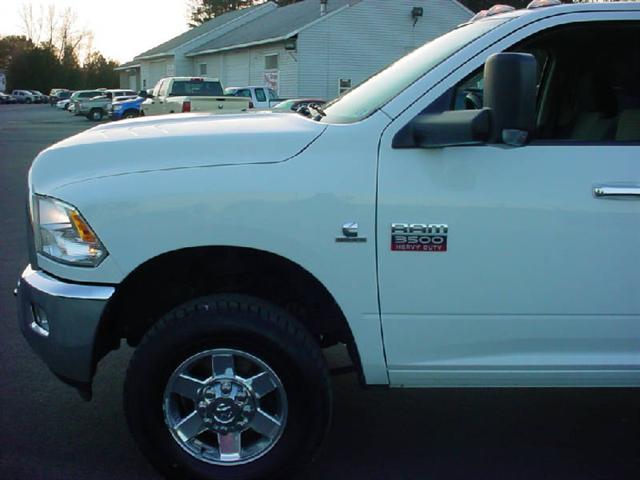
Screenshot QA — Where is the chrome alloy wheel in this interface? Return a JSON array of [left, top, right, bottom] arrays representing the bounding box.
[[163, 349, 288, 465]]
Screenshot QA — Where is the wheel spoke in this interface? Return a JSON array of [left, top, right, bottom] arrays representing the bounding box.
[[174, 411, 205, 442], [250, 409, 281, 439], [212, 353, 235, 378], [218, 432, 242, 461], [248, 371, 277, 398], [171, 374, 205, 400]]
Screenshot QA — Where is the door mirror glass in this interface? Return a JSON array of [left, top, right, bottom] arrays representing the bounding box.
[[484, 52, 537, 146]]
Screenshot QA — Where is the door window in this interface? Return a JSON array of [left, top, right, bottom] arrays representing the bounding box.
[[234, 89, 252, 98], [254, 88, 267, 102], [427, 22, 640, 143]]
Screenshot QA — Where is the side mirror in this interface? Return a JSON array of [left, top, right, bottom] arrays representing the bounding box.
[[484, 52, 537, 146], [139, 90, 151, 98], [393, 109, 491, 148], [296, 105, 311, 116], [393, 52, 537, 148]]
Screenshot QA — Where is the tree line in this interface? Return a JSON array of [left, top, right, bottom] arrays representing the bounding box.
[[1, 5, 119, 93]]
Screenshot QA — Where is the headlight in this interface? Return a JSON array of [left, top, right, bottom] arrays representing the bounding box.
[[113, 105, 122, 111], [33, 195, 107, 267]]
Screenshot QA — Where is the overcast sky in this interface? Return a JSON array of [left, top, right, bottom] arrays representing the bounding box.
[[1, 0, 190, 63]]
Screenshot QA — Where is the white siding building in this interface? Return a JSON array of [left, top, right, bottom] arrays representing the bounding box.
[[117, 0, 471, 100]]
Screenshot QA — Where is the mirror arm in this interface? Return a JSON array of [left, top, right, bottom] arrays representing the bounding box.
[[393, 108, 491, 149]]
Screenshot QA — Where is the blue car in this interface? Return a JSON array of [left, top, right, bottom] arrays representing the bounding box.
[[110, 95, 144, 120]]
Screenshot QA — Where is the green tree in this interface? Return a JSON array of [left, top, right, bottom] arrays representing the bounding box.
[[0, 35, 35, 70], [6, 43, 59, 92], [58, 45, 83, 89], [188, 0, 301, 28], [83, 51, 119, 89]]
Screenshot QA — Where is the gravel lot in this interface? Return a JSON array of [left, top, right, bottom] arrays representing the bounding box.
[[1, 104, 639, 480]]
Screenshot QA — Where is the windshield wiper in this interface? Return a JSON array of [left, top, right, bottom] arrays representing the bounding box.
[[308, 103, 326, 120]]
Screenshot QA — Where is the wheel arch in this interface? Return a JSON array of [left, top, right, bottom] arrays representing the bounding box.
[[96, 246, 362, 377]]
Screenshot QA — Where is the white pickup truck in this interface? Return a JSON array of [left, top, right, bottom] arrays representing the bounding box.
[[224, 85, 283, 109], [141, 76, 250, 116], [15, 3, 640, 480]]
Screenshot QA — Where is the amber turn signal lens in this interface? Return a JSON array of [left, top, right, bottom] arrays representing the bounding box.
[[69, 211, 98, 243]]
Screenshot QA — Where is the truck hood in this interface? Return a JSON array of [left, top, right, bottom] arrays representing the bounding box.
[[112, 97, 143, 107], [31, 112, 326, 194]]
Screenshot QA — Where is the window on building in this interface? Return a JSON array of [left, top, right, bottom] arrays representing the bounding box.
[[265, 54, 278, 70], [339, 78, 352, 95], [199, 63, 207, 75]]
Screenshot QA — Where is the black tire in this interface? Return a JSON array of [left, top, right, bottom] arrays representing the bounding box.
[[122, 110, 138, 119], [89, 108, 104, 121], [124, 294, 332, 480], [25, 98, 32, 104]]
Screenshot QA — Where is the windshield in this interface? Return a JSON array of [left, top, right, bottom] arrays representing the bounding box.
[[272, 100, 294, 111], [322, 18, 510, 124]]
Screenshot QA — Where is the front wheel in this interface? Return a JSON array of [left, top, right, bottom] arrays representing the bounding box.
[[122, 110, 138, 119], [124, 295, 332, 480], [88, 108, 104, 121]]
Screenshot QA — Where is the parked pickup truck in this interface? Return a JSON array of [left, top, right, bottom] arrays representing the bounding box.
[[224, 85, 283, 109], [141, 77, 250, 116], [108, 94, 147, 120], [68, 89, 106, 114], [15, 3, 640, 480], [78, 89, 137, 121]]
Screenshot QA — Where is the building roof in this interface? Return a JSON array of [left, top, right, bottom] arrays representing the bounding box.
[[187, 0, 357, 56], [135, 2, 275, 60], [114, 60, 141, 71]]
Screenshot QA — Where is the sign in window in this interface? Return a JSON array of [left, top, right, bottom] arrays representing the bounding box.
[[264, 71, 279, 94]]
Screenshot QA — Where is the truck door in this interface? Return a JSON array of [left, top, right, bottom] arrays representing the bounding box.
[[377, 17, 640, 387], [145, 80, 166, 116], [253, 88, 268, 108]]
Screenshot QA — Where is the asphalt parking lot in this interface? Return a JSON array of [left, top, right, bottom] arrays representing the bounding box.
[[1, 104, 639, 480]]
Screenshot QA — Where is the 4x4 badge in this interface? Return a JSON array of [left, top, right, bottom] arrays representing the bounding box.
[[391, 223, 448, 252]]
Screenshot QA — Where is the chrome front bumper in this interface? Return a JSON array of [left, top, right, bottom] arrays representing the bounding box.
[[16, 265, 115, 387]]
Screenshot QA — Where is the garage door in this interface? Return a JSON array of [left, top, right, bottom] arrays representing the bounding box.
[[223, 52, 250, 87], [129, 74, 138, 91], [148, 60, 167, 88]]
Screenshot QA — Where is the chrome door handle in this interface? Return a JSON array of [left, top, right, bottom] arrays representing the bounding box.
[[593, 185, 640, 198]]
